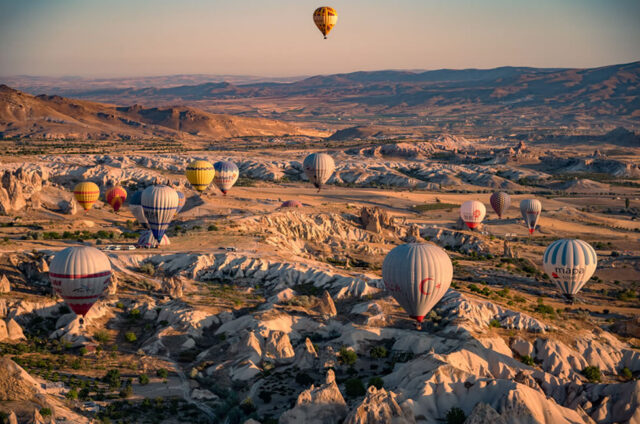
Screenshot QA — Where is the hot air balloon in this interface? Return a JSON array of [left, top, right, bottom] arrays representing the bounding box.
[[176, 191, 186, 214], [136, 230, 170, 249], [490, 192, 511, 218], [213, 161, 239, 195], [49, 246, 111, 319], [128, 190, 148, 228], [382, 243, 453, 329], [520, 199, 542, 234], [280, 200, 303, 209], [105, 186, 127, 213], [543, 239, 597, 303], [313, 6, 338, 39], [142, 185, 179, 243], [303, 153, 335, 191], [73, 182, 100, 212], [460, 200, 486, 230], [186, 160, 215, 192]]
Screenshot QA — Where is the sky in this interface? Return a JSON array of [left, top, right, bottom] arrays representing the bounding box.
[[0, 0, 639, 77]]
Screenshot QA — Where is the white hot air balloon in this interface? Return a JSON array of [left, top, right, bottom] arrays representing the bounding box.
[[142, 185, 179, 243], [49, 246, 112, 321], [303, 153, 335, 191], [520, 199, 542, 234], [136, 230, 170, 249], [382, 243, 453, 329], [460, 200, 486, 230], [128, 190, 148, 228], [543, 239, 597, 303]]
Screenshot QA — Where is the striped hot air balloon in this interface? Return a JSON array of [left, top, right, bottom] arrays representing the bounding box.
[[176, 191, 185, 214], [490, 192, 511, 218], [382, 243, 453, 329], [73, 182, 100, 212], [128, 190, 148, 228], [543, 239, 597, 303], [313, 6, 338, 39], [49, 246, 111, 317], [136, 230, 170, 249], [460, 200, 486, 229], [520, 199, 542, 234], [105, 186, 127, 212], [142, 185, 179, 243], [213, 161, 239, 195], [303, 153, 335, 191], [280, 200, 303, 209], [185, 160, 215, 192]]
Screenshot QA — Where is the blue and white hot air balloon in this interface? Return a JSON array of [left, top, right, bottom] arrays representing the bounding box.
[[213, 161, 239, 195], [128, 190, 148, 228], [142, 185, 179, 243], [543, 239, 597, 303], [382, 243, 453, 329], [176, 191, 186, 214]]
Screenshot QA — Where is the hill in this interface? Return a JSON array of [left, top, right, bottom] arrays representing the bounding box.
[[0, 85, 319, 141]]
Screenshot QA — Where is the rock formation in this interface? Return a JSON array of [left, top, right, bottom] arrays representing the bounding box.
[[279, 369, 348, 424], [344, 386, 415, 424], [0, 274, 10, 293]]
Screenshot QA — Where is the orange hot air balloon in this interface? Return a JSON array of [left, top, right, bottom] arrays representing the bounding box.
[[73, 182, 100, 212], [313, 7, 338, 39], [105, 186, 127, 212]]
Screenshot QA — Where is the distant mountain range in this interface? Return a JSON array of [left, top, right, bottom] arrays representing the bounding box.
[[2, 61, 639, 135], [0, 85, 319, 140]]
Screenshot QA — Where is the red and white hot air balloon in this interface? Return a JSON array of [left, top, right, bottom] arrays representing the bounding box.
[[49, 246, 112, 318], [460, 200, 486, 229]]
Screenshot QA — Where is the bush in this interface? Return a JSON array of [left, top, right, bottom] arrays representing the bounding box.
[[368, 376, 383, 389], [446, 407, 466, 424], [344, 378, 366, 397], [295, 372, 314, 386], [369, 346, 388, 359], [239, 398, 256, 414], [339, 347, 357, 366], [156, 368, 169, 379], [533, 303, 555, 315], [104, 369, 121, 390], [66, 388, 78, 400], [208, 224, 219, 231], [582, 366, 602, 383], [489, 319, 501, 328], [119, 382, 133, 398], [94, 330, 110, 343], [139, 374, 150, 385], [115, 302, 125, 309], [620, 367, 632, 380], [139, 263, 155, 276], [124, 332, 137, 343], [79, 347, 88, 356], [40, 408, 52, 417], [128, 309, 141, 320], [520, 355, 535, 366]]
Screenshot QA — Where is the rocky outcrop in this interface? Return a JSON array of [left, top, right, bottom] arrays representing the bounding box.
[[162, 276, 185, 299], [0, 167, 46, 214], [279, 369, 348, 424], [360, 207, 394, 233], [344, 386, 415, 424], [317, 290, 337, 318], [611, 316, 640, 338], [264, 330, 295, 364], [294, 338, 318, 370], [0, 274, 10, 293]]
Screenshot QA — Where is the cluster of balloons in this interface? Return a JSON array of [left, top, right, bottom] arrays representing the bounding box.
[[185, 160, 240, 195], [459, 192, 542, 235]]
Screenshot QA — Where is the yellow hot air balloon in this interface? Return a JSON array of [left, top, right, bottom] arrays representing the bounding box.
[[313, 7, 338, 39], [74, 182, 100, 212], [185, 160, 215, 192]]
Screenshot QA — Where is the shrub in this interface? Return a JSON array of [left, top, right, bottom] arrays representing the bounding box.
[[239, 398, 256, 414], [139, 374, 150, 385], [124, 332, 137, 343], [66, 388, 78, 400], [139, 263, 155, 276], [621, 367, 633, 380], [119, 382, 133, 398], [79, 347, 88, 356], [521, 355, 535, 366], [208, 224, 219, 231], [104, 369, 121, 390], [115, 302, 125, 309], [156, 368, 168, 379], [368, 376, 383, 389], [40, 408, 52, 417], [128, 309, 141, 320], [533, 303, 555, 315], [295, 372, 314, 386], [339, 347, 357, 366], [582, 366, 602, 383], [94, 330, 110, 343], [71, 359, 82, 370], [489, 319, 501, 328], [446, 407, 466, 424], [344, 378, 366, 397], [369, 346, 388, 359]]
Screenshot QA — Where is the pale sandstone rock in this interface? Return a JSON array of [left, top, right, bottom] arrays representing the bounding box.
[[279, 369, 347, 424]]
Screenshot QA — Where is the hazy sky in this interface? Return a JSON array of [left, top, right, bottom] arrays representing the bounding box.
[[1, 0, 639, 77]]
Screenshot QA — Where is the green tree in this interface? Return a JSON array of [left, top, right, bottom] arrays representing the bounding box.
[[156, 368, 169, 379], [582, 366, 602, 383], [124, 332, 137, 343], [345, 378, 366, 397], [338, 347, 357, 366], [66, 388, 79, 400], [138, 374, 150, 385], [446, 407, 466, 424]]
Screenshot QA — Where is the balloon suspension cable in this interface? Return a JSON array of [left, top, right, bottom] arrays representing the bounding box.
[[324, 36, 327, 39], [415, 322, 422, 331]]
